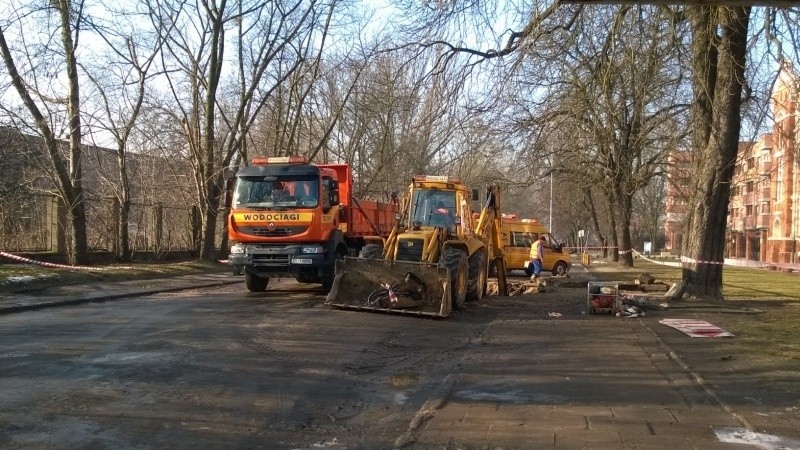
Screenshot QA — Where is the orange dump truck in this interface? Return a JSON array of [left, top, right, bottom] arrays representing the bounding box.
[[227, 156, 397, 292]]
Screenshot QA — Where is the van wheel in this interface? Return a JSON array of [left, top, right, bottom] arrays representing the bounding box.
[[466, 249, 487, 302], [245, 271, 269, 292], [440, 247, 468, 310], [552, 261, 568, 276]]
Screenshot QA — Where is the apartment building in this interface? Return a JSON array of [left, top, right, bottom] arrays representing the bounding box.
[[665, 62, 799, 265], [664, 150, 690, 253], [727, 137, 772, 262]]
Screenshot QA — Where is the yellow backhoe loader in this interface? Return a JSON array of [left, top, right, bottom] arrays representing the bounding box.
[[325, 175, 508, 318]]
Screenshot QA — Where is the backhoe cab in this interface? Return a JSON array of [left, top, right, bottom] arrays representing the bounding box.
[[326, 176, 507, 318]]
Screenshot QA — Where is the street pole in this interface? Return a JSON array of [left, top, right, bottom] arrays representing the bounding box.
[[549, 171, 553, 231]]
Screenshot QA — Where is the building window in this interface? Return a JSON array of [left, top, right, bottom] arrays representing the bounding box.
[[776, 157, 783, 202]]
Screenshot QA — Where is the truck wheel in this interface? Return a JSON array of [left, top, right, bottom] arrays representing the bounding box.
[[440, 247, 468, 310], [245, 271, 269, 292], [360, 243, 383, 259], [466, 249, 487, 302], [552, 261, 568, 276], [321, 251, 344, 293]]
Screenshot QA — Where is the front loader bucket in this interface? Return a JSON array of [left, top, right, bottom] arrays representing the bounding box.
[[325, 256, 452, 318]]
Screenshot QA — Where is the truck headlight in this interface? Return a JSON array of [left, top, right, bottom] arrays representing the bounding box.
[[230, 243, 246, 254], [302, 244, 324, 254]]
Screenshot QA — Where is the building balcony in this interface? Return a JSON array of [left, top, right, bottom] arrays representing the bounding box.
[[757, 214, 771, 229]]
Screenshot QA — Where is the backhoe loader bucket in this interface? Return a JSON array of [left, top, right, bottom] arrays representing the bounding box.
[[325, 256, 452, 318]]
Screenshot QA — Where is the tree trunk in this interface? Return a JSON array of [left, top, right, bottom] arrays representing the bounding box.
[[681, 6, 750, 300], [585, 188, 606, 258], [604, 190, 620, 262], [116, 145, 131, 261], [615, 190, 635, 267], [199, 174, 224, 260]]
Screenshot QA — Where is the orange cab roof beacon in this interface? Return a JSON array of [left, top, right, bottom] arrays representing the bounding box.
[[412, 175, 462, 184], [251, 156, 309, 165]]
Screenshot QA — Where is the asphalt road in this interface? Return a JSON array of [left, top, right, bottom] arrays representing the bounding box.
[[2, 272, 800, 449], [0, 279, 491, 449]]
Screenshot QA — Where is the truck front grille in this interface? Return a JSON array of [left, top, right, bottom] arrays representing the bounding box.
[[396, 238, 424, 262], [251, 253, 290, 264], [240, 226, 308, 237]]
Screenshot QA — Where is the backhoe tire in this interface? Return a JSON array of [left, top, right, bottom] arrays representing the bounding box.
[[440, 247, 468, 310], [245, 271, 269, 292], [360, 243, 383, 259], [466, 249, 487, 302]]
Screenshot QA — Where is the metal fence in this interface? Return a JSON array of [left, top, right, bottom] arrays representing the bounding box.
[[0, 193, 54, 252], [1, 193, 198, 254]]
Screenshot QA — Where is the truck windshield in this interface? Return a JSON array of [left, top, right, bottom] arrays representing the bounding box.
[[410, 189, 456, 229], [233, 176, 319, 209]]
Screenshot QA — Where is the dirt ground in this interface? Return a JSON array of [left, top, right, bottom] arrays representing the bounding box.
[[2, 266, 799, 448]]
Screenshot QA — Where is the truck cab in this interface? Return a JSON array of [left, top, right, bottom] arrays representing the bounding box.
[[227, 156, 395, 293], [227, 156, 343, 292], [499, 217, 571, 276]]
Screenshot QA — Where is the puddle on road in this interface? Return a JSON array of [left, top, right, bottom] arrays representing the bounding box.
[[454, 386, 568, 405], [715, 427, 800, 449], [388, 373, 418, 405], [394, 391, 409, 405], [389, 373, 418, 389]]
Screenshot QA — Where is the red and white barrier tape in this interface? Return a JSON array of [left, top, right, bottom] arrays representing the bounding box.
[[680, 255, 724, 265], [564, 246, 620, 250], [0, 251, 108, 271], [381, 282, 398, 304], [633, 250, 681, 267]]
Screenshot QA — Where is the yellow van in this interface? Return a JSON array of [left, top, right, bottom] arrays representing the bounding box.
[[494, 217, 572, 277]]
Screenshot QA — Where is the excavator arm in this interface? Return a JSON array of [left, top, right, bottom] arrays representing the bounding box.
[[473, 186, 508, 296]]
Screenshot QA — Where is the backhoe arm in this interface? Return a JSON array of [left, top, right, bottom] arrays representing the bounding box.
[[474, 186, 508, 296]]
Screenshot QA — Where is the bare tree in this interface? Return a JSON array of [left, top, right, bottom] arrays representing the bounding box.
[[0, 0, 89, 264], [501, 5, 688, 266], [81, 6, 164, 261], [631, 175, 667, 251], [680, 6, 750, 299], [147, 0, 343, 260]]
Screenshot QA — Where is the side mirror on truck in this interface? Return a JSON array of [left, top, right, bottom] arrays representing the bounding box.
[[329, 180, 340, 206], [322, 179, 340, 213]]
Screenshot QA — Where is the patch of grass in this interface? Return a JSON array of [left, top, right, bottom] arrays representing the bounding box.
[[721, 312, 800, 360], [0, 260, 229, 293], [588, 258, 800, 362], [590, 258, 800, 301]]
